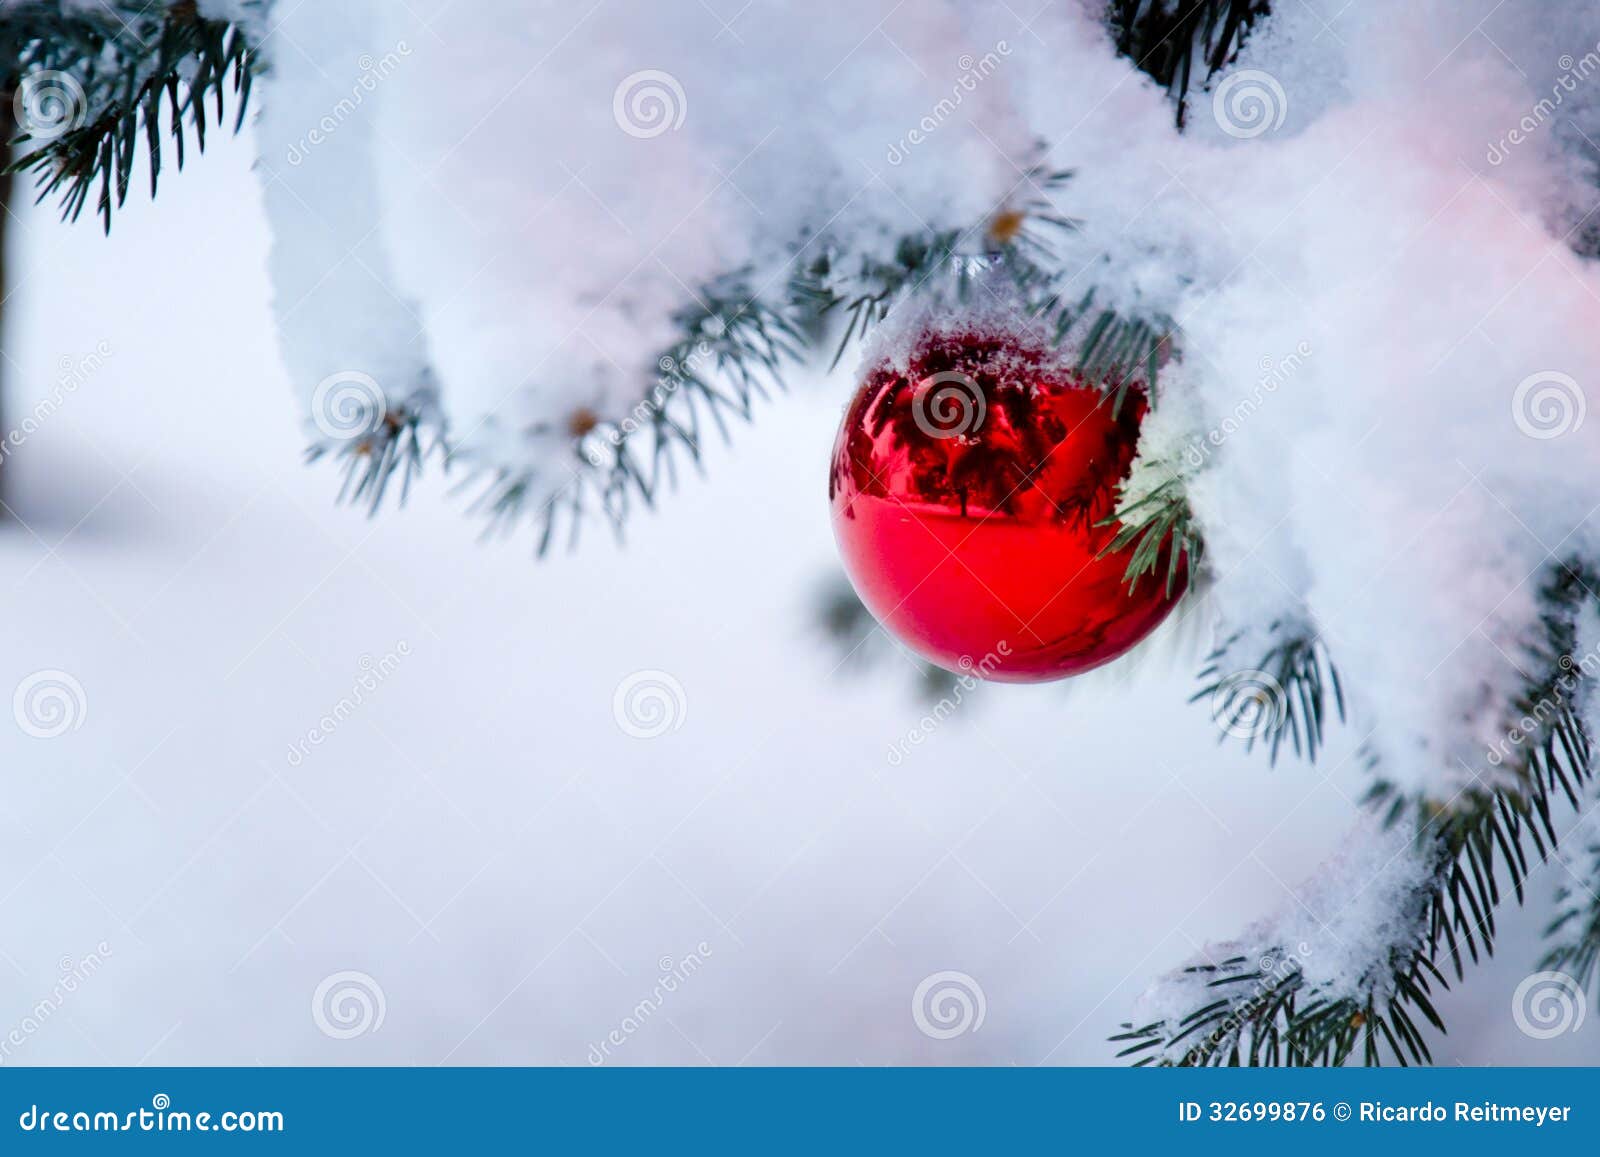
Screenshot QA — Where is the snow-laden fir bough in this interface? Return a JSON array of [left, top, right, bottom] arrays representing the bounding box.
[[9, 0, 1600, 1065]]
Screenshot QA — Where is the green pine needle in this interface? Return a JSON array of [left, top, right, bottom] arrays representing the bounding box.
[[1117, 561, 1600, 1067], [5, 2, 255, 234], [1109, 0, 1274, 130], [1102, 478, 1201, 597]]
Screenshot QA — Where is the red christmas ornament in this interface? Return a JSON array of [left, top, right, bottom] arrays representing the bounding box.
[[829, 327, 1186, 683]]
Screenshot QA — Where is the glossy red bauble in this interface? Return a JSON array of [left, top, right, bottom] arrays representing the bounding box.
[[828, 327, 1186, 683]]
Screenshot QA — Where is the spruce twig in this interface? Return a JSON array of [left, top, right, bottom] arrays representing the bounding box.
[[1116, 562, 1599, 1066], [3, 1, 255, 234], [1109, 0, 1274, 129]]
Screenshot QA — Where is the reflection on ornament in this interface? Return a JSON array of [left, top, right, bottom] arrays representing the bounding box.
[[829, 328, 1186, 683]]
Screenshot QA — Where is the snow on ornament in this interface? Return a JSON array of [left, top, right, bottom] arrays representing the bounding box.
[[828, 323, 1186, 683]]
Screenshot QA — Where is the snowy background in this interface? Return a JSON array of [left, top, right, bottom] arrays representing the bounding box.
[[0, 0, 1597, 1065]]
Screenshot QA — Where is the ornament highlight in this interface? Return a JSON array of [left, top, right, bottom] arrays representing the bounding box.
[[829, 328, 1186, 683]]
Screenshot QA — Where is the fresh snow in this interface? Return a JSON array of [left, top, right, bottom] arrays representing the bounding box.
[[252, 0, 1600, 804], [7, 0, 1600, 1061]]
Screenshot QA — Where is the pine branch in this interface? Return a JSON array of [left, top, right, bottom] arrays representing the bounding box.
[[1195, 632, 1344, 765], [305, 407, 442, 518], [1540, 782, 1600, 993], [1116, 561, 1599, 1066], [1102, 477, 1201, 596], [1108, 0, 1273, 129], [323, 164, 1180, 555], [1028, 288, 1172, 416], [800, 229, 966, 370], [3, 0, 255, 233], [797, 165, 1082, 369], [465, 274, 808, 556]]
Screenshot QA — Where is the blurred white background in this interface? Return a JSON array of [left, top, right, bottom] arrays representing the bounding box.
[[0, 124, 1591, 1067]]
